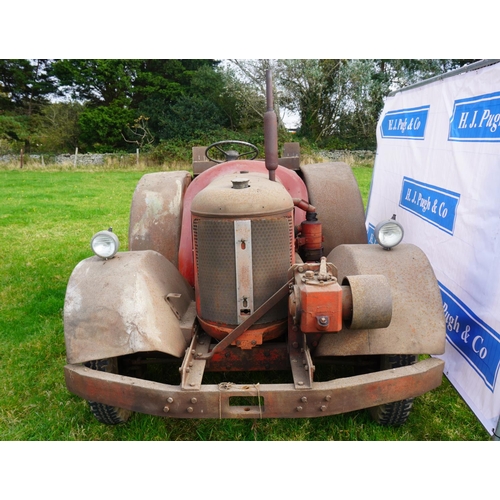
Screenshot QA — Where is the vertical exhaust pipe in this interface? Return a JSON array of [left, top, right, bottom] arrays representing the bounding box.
[[264, 69, 278, 182]]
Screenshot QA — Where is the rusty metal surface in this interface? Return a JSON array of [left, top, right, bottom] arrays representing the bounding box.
[[290, 259, 343, 333], [64, 357, 444, 419], [178, 161, 308, 287], [193, 144, 299, 174], [129, 171, 191, 268], [64, 251, 194, 364], [316, 244, 446, 356], [180, 329, 209, 390], [196, 279, 293, 360], [288, 321, 315, 389], [207, 343, 291, 372], [300, 162, 367, 255], [194, 215, 293, 329], [264, 69, 279, 181]]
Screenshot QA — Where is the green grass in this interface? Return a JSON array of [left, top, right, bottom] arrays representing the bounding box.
[[0, 163, 490, 441]]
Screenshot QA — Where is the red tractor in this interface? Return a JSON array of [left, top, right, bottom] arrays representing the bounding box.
[[63, 71, 445, 425]]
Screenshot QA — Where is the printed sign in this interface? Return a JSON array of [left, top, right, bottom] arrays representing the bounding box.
[[449, 91, 500, 142], [367, 61, 500, 434], [440, 282, 500, 391], [380, 105, 429, 139], [367, 223, 376, 244], [399, 177, 460, 235]]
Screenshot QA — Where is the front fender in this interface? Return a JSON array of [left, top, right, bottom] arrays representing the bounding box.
[[316, 244, 446, 356], [64, 250, 194, 364]]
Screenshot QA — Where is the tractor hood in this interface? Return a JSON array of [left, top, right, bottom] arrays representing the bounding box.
[[190, 172, 294, 218]]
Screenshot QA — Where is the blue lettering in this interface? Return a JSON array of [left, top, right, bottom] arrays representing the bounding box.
[[399, 178, 460, 235], [439, 282, 500, 391], [381, 106, 429, 140], [449, 91, 500, 142]]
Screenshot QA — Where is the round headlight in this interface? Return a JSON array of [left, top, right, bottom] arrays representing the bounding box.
[[374, 217, 404, 250], [91, 229, 120, 259]]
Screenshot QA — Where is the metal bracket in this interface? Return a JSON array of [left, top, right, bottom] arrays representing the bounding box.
[[288, 318, 315, 389], [180, 329, 211, 390], [196, 278, 292, 360]]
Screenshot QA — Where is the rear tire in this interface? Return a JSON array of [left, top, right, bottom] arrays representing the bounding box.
[[369, 354, 417, 426], [84, 358, 132, 425]]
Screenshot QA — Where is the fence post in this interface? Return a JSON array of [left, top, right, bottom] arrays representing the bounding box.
[[20, 149, 24, 169], [136, 148, 139, 167], [74, 147, 78, 168]]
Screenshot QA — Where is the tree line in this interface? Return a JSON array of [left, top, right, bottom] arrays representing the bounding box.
[[0, 59, 476, 158]]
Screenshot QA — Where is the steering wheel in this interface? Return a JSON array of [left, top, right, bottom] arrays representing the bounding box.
[[205, 140, 259, 163]]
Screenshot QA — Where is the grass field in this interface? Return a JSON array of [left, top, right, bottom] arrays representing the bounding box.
[[0, 162, 491, 441]]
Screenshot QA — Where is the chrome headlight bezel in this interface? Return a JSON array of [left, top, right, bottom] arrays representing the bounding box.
[[90, 229, 120, 259], [374, 217, 404, 250]]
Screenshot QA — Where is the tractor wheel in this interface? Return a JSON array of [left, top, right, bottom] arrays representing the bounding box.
[[369, 354, 417, 426], [84, 358, 132, 425]]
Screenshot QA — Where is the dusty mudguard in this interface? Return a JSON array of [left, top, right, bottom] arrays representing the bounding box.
[[64, 250, 195, 365], [129, 171, 191, 268], [316, 243, 446, 356], [300, 162, 368, 255]]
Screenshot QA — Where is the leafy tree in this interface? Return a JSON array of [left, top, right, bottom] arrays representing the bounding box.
[[0, 115, 30, 148], [79, 102, 135, 152], [0, 59, 55, 113], [131, 59, 219, 107], [50, 60, 138, 151], [277, 59, 350, 141], [50, 59, 138, 106], [335, 59, 479, 148], [0, 59, 56, 151], [226, 59, 479, 148], [50, 59, 223, 150], [225, 59, 285, 129], [38, 101, 83, 152], [122, 115, 155, 149], [135, 60, 227, 142]]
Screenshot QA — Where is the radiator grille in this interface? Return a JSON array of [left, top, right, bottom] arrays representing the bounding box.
[[193, 216, 293, 326]]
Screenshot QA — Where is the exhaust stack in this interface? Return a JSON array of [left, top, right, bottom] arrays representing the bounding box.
[[264, 69, 279, 181]]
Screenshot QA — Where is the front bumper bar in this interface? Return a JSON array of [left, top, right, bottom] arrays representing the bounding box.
[[65, 357, 444, 419]]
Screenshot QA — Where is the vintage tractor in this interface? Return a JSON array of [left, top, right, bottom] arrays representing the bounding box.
[[63, 71, 446, 426]]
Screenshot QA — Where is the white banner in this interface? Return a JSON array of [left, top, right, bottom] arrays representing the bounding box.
[[366, 60, 500, 436]]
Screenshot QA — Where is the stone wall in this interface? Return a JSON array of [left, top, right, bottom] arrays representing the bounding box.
[[0, 152, 137, 166], [1, 150, 375, 165], [319, 150, 375, 162]]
